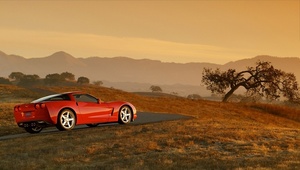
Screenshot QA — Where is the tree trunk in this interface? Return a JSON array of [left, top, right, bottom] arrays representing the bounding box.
[[222, 86, 239, 102]]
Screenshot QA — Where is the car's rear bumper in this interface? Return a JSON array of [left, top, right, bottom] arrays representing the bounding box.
[[17, 120, 52, 128], [14, 105, 53, 127]]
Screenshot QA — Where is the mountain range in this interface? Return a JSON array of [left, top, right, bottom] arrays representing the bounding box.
[[1, 50, 300, 96]]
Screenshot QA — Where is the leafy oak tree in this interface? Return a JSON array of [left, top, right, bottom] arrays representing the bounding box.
[[0, 77, 11, 84], [18, 74, 40, 86], [45, 73, 64, 85], [187, 94, 202, 100], [77, 76, 90, 85], [60, 72, 75, 81], [9, 72, 25, 81], [150, 85, 162, 93], [93, 80, 103, 86], [202, 61, 299, 102]]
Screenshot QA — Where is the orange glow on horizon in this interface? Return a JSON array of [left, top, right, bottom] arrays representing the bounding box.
[[0, 0, 299, 64]]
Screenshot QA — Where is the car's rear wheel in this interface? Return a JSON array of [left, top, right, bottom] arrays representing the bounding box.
[[86, 123, 99, 127], [56, 109, 76, 131], [118, 106, 132, 124], [24, 127, 43, 134]]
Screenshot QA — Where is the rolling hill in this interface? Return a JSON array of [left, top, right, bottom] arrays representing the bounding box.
[[0, 84, 299, 169], [1, 50, 300, 96]]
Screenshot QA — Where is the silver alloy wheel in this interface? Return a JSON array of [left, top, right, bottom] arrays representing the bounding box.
[[60, 109, 75, 130], [32, 126, 43, 132], [24, 126, 43, 133], [119, 106, 132, 124]]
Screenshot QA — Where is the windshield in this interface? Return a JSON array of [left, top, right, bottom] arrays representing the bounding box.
[[31, 94, 63, 103]]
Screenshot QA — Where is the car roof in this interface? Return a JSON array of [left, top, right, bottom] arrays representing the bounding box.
[[31, 91, 88, 103], [62, 91, 84, 95]]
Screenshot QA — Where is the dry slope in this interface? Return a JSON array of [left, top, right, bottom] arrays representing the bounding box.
[[0, 85, 299, 169]]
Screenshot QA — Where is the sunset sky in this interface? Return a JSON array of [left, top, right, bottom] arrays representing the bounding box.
[[0, 0, 299, 64]]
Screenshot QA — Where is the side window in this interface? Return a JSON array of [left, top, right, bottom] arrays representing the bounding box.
[[74, 94, 98, 103]]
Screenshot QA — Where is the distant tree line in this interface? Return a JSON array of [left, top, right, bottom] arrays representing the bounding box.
[[0, 71, 103, 87]]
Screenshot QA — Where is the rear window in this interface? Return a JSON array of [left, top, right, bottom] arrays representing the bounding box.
[[31, 94, 71, 103]]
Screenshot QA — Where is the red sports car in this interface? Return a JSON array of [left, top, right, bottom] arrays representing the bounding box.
[[13, 91, 137, 133]]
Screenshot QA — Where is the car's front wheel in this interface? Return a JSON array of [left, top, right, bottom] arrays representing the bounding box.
[[56, 109, 76, 131], [118, 106, 132, 124], [24, 127, 43, 134]]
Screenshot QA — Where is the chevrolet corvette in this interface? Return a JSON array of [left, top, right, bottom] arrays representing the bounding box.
[[13, 91, 137, 133]]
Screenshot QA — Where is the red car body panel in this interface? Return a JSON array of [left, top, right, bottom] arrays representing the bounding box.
[[14, 103, 53, 125], [13, 92, 137, 129]]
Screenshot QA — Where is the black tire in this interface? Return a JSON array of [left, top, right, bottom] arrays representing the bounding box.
[[56, 109, 76, 131], [24, 127, 43, 134], [118, 106, 132, 124], [86, 123, 99, 127]]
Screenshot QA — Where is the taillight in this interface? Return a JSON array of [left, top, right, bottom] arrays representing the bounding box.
[[34, 104, 40, 109], [41, 103, 46, 109], [34, 103, 46, 109]]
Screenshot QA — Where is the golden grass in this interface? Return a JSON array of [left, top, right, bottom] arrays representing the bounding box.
[[248, 103, 300, 122], [0, 103, 24, 135], [0, 85, 299, 169], [0, 84, 41, 103]]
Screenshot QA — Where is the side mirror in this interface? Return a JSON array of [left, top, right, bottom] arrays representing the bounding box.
[[97, 99, 101, 104]]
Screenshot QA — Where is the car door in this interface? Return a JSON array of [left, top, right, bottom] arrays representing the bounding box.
[[73, 94, 112, 124]]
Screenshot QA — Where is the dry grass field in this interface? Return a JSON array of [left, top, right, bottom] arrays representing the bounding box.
[[0, 84, 299, 169]]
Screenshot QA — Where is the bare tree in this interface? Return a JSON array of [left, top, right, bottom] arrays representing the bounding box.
[[202, 61, 299, 102]]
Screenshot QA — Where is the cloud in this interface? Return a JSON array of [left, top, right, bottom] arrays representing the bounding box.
[[0, 29, 253, 64]]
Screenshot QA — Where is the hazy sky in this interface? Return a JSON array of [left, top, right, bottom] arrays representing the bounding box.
[[0, 0, 299, 64]]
